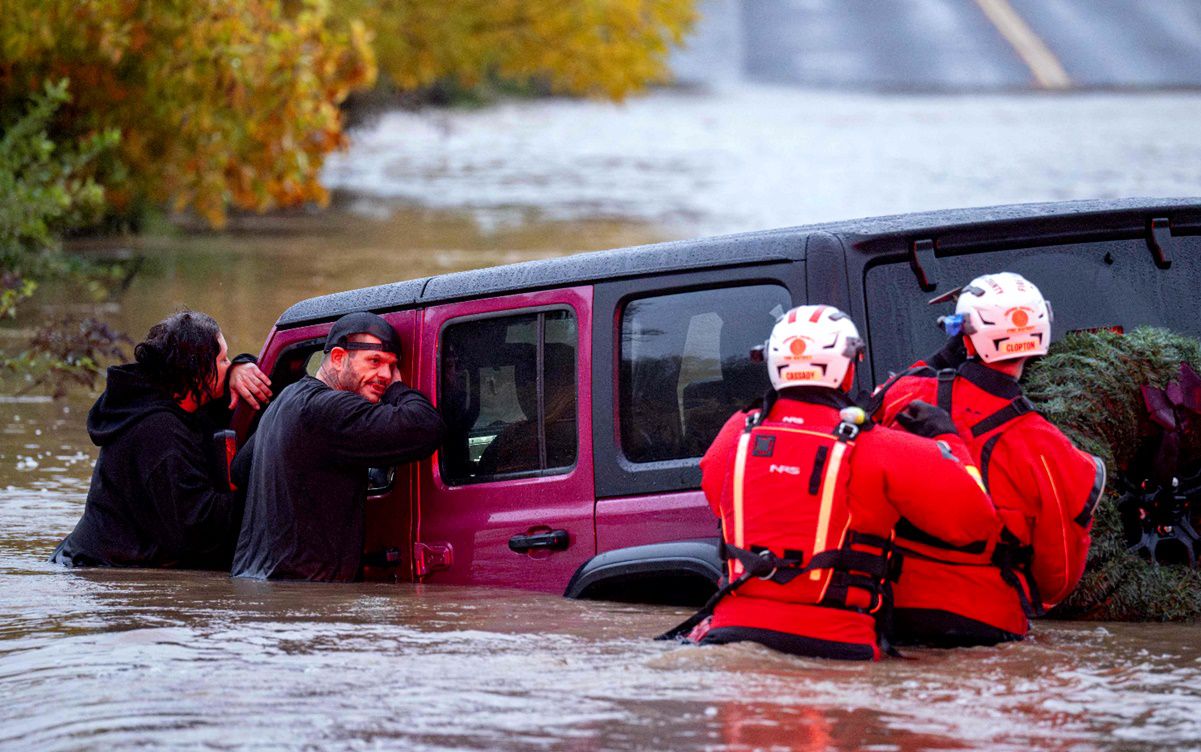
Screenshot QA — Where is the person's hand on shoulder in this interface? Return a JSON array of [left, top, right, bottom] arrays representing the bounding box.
[[895, 400, 957, 439], [229, 362, 273, 411]]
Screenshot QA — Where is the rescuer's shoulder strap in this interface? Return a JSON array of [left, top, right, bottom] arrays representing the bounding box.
[[969, 395, 1038, 438], [936, 368, 956, 414]]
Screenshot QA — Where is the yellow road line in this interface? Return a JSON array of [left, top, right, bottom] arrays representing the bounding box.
[[974, 0, 1072, 89]]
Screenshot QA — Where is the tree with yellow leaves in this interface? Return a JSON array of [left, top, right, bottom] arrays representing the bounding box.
[[1, 0, 376, 227], [358, 0, 696, 100], [1, 0, 694, 226]]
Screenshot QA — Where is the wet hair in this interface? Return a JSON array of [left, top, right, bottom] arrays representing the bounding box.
[[133, 310, 222, 403]]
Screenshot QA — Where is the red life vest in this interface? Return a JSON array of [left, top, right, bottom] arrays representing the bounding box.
[[683, 389, 998, 660], [874, 360, 1105, 640]]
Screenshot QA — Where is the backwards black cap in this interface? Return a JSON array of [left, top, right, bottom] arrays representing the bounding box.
[[323, 312, 401, 357]]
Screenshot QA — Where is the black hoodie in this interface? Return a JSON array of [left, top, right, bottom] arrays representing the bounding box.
[[50, 363, 242, 569]]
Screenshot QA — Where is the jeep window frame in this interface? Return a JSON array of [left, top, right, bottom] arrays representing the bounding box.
[[436, 303, 580, 486], [592, 262, 803, 499]]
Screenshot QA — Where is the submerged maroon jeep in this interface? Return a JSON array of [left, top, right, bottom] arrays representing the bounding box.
[[236, 198, 1201, 604]]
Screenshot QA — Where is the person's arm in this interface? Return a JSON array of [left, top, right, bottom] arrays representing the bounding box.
[[862, 425, 998, 547], [227, 355, 272, 411], [893, 400, 980, 469], [872, 376, 929, 429], [311, 381, 446, 467], [1018, 427, 1106, 606], [196, 354, 271, 429], [699, 411, 748, 518]]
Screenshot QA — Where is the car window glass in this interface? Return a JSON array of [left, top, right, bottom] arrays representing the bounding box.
[[440, 309, 577, 484], [619, 284, 790, 463], [864, 237, 1201, 382]]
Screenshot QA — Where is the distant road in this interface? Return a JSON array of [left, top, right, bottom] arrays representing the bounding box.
[[674, 0, 1201, 91]]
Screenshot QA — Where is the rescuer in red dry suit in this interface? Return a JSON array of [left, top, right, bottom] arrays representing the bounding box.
[[663, 305, 998, 661], [873, 272, 1107, 646]]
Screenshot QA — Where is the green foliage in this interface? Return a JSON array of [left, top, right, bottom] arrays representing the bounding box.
[[0, 79, 130, 394], [0, 79, 118, 313], [1025, 328, 1201, 621]]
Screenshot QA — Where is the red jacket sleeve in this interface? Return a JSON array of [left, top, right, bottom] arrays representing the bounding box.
[[700, 411, 749, 518], [993, 421, 1105, 606], [871, 371, 931, 427], [855, 426, 999, 547]]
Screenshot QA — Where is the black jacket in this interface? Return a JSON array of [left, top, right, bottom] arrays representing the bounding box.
[[231, 377, 444, 582], [50, 363, 242, 569]]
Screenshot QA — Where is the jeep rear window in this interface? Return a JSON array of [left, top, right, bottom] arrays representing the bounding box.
[[864, 237, 1201, 382], [619, 284, 790, 463], [440, 309, 577, 484]]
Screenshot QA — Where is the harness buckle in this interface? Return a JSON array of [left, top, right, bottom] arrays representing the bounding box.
[[834, 420, 860, 441], [755, 549, 779, 581]]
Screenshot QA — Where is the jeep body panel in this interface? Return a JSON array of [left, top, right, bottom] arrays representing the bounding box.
[[245, 197, 1201, 602]]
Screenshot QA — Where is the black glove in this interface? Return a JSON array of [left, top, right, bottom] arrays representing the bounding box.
[[895, 400, 958, 439]]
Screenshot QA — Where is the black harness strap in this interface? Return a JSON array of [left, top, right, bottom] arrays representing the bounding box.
[[655, 539, 902, 641], [808, 445, 829, 495], [970, 396, 1038, 438], [936, 368, 956, 414], [978, 433, 1002, 493], [991, 528, 1045, 618], [894, 517, 989, 555]]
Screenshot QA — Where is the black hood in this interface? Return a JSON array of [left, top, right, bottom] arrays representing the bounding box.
[[87, 364, 183, 446]]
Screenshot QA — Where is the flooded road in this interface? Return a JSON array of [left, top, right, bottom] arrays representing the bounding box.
[[5, 83, 1201, 749]]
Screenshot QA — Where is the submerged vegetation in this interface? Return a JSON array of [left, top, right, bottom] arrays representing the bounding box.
[[1026, 328, 1201, 621], [0, 0, 696, 393]]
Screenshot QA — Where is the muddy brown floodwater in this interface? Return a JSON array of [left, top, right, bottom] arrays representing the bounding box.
[[7, 96, 1201, 744]]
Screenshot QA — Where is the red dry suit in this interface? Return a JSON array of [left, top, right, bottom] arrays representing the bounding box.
[[875, 359, 1106, 643], [696, 389, 998, 660]]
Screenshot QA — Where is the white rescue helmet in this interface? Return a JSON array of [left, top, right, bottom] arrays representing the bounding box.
[[949, 272, 1052, 363], [763, 305, 865, 392]]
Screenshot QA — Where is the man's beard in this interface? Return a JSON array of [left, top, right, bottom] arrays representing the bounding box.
[[333, 363, 361, 393]]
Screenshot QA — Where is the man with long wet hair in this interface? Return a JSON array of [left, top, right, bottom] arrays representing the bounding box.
[[51, 310, 272, 569]]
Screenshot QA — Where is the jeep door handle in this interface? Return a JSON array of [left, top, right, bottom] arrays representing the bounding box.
[[508, 529, 570, 553]]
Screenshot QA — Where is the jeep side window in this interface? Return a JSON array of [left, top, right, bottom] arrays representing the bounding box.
[[619, 285, 790, 462], [440, 309, 578, 483]]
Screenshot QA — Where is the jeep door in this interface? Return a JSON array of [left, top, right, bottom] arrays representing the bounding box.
[[415, 287, 594, 591], [591, 265, 802, 555]]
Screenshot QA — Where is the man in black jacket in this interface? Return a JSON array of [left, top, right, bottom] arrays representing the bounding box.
[[51, 310, 273, 569], [231, 312, 445, 582]]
